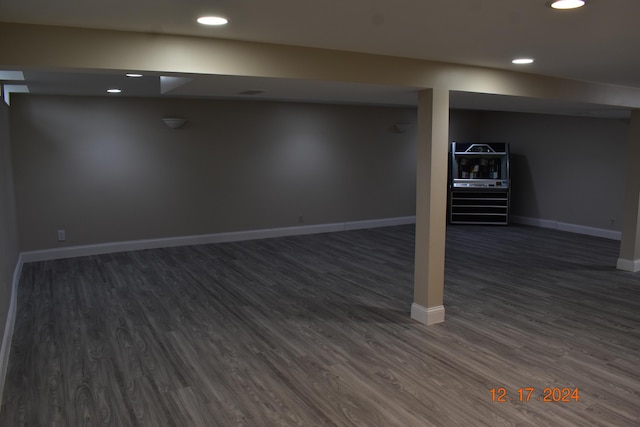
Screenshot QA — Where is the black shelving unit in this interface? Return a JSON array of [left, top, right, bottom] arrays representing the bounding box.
[[449, 142, 510, 225]]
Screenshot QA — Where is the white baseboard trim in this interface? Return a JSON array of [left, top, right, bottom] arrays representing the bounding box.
[[616, 258, 640, 272], [411, 303, 445, 325], [509, 216, 622, 241], [22, 216, 417, 263], [343, 216, 416, 231], [0, 253, 23, 405]]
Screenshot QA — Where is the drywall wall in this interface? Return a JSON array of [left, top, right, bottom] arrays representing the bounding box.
[[11, 95, 418, 251], [449, 110, 483, 143], [0, 100, 20, 347], [11, 94, 623, 252], [473, 111, 628, 231]]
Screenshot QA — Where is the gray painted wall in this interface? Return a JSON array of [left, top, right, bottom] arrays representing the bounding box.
[[472, 111, 628, 231], [449, 109, 483, 143], [11, 95, 418, 251], [0, 100, 20, 339], [9, 96, 628, 254]]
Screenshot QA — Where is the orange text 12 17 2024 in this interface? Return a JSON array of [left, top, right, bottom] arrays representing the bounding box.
[[490, 387, 580, 403]]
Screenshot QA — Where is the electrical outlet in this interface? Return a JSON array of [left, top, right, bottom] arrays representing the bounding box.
[[298, 214, 304, 224], [57, 229, 66, 241], [610, 218, 616, 226]]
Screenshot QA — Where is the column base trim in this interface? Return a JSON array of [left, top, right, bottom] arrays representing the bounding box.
[[411, 303, 445, 325], [616, 258, 640, 272]]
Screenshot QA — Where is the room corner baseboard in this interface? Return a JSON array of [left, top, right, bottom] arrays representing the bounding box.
[[411, 303, 445, 325], [509, 216, 622, 241], [0, 254, 23, 405], [21, 216, 417, 263], [616, 258, 640, 272]]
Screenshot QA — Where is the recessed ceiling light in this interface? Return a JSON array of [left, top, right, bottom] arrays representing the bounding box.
[[512, 58, 534, 65], [107, 88, 122, 93], [126, 73, 143, 78], [197, 16, 229, 26], [548, 0, 586, 10]]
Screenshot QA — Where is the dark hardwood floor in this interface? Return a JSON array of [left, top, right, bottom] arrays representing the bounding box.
[[1, 224, 639, 426]]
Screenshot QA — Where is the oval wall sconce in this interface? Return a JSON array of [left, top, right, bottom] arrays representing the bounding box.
[[162, 117, 187, 129]]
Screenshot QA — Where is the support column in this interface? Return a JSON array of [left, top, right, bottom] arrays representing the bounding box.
[[617, 109, 640, 272], [411, 88, 449, 325]]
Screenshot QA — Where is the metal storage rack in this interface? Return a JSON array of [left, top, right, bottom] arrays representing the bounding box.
[[449, 142, 510, 225]]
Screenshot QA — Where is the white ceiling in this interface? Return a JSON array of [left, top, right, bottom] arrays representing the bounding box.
[[1, 0, 638, 118]]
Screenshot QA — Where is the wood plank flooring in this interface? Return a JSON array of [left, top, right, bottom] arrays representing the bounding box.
[[1, 224, 639, 426]]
